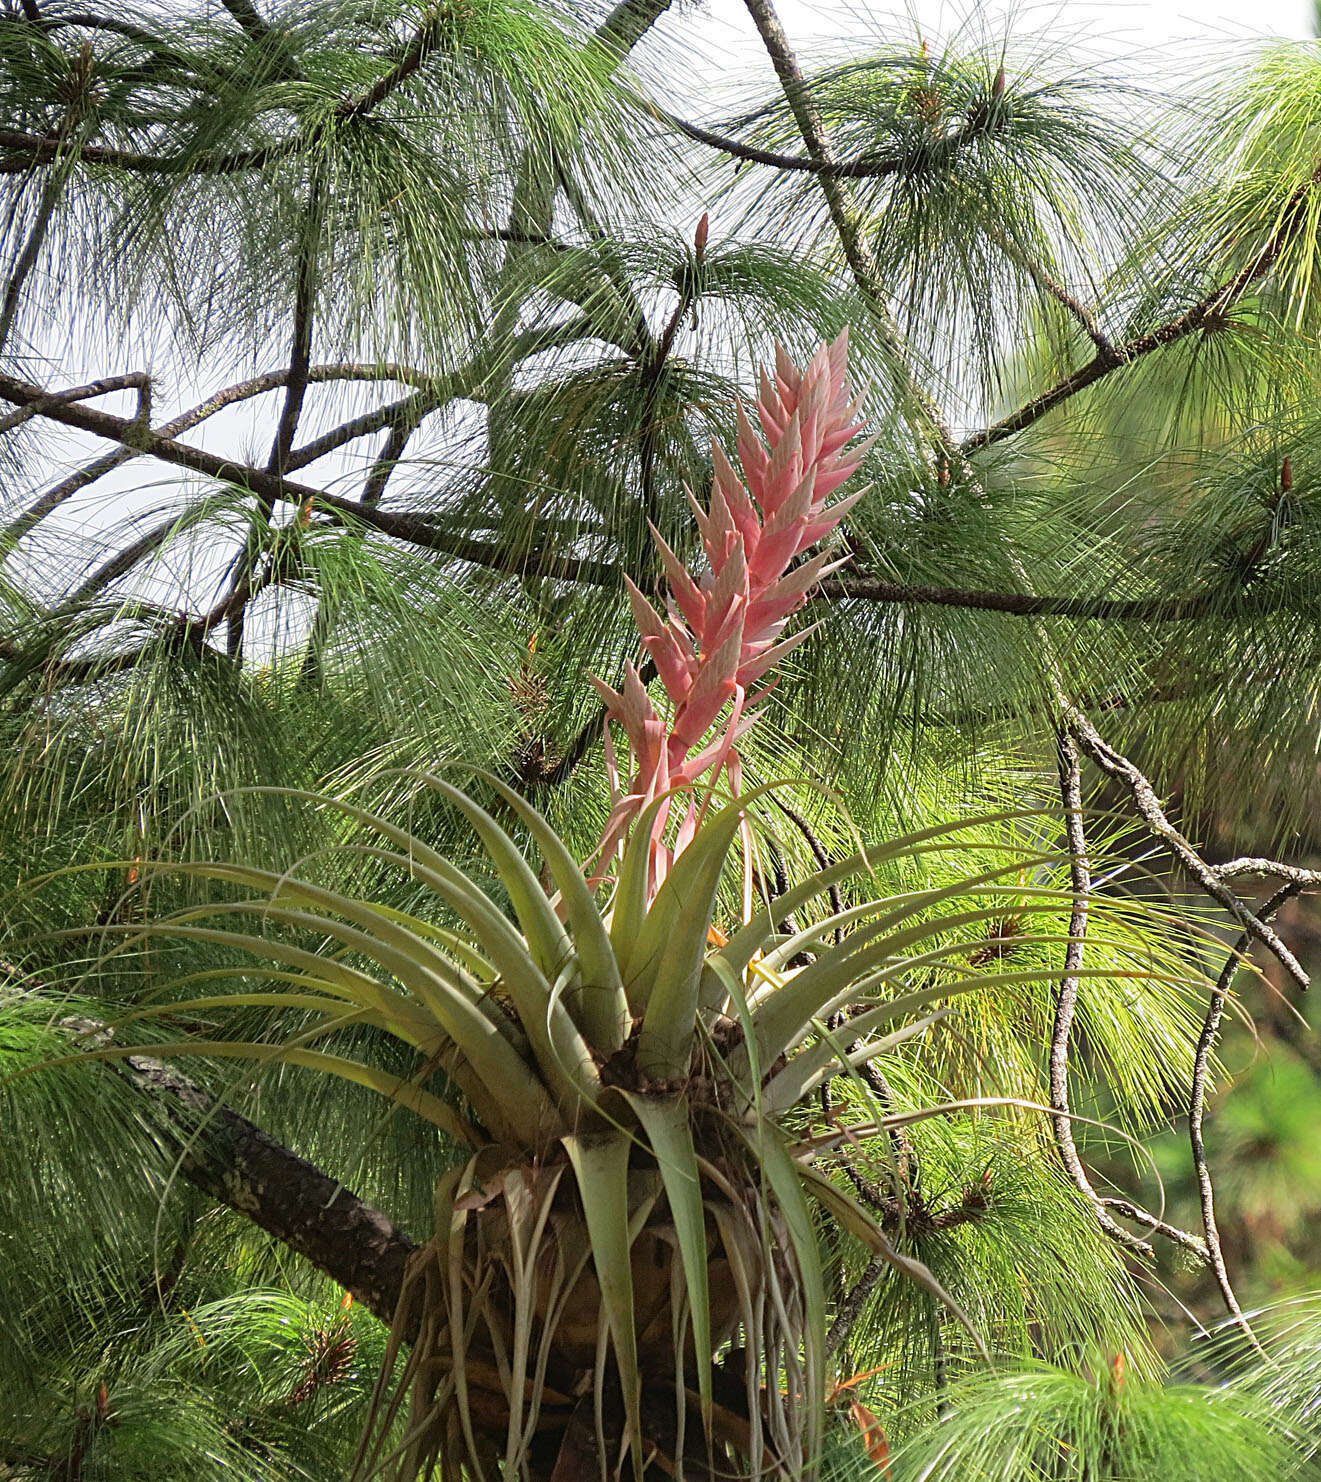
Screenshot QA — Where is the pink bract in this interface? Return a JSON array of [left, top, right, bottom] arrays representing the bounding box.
[[591, 329, 869, 897]]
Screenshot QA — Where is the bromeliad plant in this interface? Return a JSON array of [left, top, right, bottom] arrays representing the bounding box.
[[49, 339, 1146, 1481]]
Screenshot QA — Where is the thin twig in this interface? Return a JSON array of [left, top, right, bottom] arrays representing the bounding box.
[[661, 107, 993, 179], [0, 165, 62, 353], [771, 793, 845, 933], [983, 222, 1114, 359], [1051, 729, 1155, 1257], [225, 181, 323, 659], [1190, 882, 1305, 1353]]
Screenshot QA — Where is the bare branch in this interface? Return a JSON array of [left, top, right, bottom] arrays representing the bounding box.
[[0, 369, 618, 587], [1213, 858, 1321, 888], [1190, 884, 1306, 1353], [1051, 729, 1155, 1257], [1097, 1196, 1206, 1258], [285, 317, 601, 473], [1068, 707, 1310, 987], [0, 372, 148, 438]]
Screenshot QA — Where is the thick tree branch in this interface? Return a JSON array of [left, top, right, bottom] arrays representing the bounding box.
[[59, 1021, 417, 1327]]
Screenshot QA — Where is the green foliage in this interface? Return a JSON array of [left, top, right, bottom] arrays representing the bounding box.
[[886, 1360, 1306, 1481]]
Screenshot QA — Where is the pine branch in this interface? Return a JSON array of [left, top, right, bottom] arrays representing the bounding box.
[[219, 0, 272, 45], [296, 402, 426, 688], [0, 125, 296, 176], [663, 107, 995, 179], [360, 411, 418, 510], [962, 163, 1321, 453], [738, 0, 970, 478], [636, 218, 704, 528], [816, 574, 1278, 621], [336, 13, 441, 120], [2, 563, 289, 682], [825, 1254, 885, 1357], [0, 369, 619, 586], [284, 317, 602, 473]]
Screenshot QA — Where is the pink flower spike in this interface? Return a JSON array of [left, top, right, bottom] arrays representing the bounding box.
[[735, 403, 769, 488], [798, 488, 868, 548], [588, 331, 867, 902], [673, 622, 745, 746]]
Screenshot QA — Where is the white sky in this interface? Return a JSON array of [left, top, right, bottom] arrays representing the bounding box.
[[643, 0, 1316, 112]]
